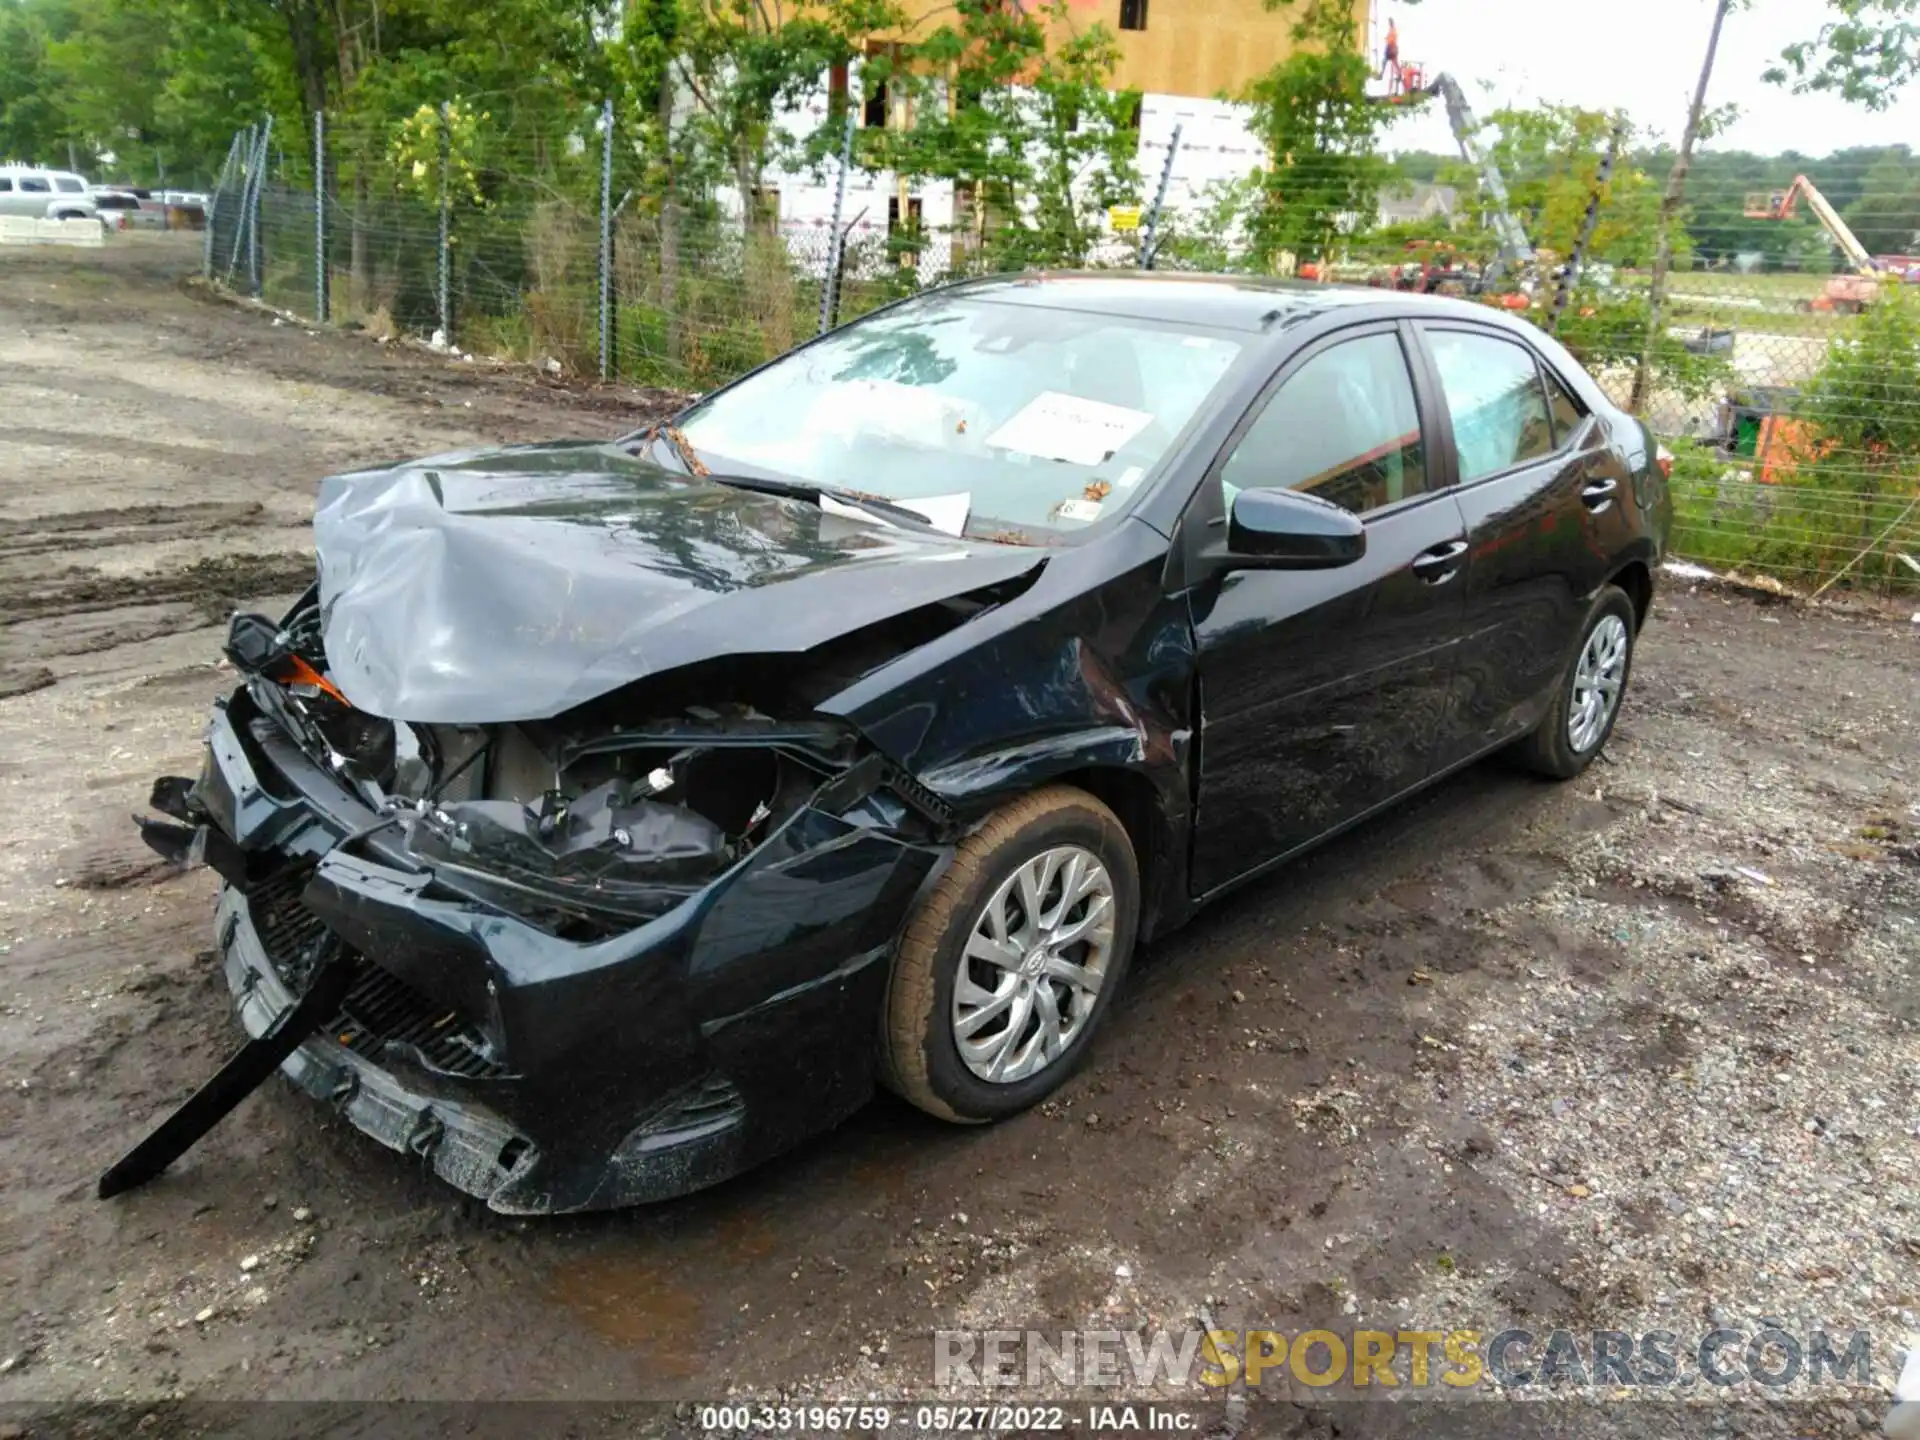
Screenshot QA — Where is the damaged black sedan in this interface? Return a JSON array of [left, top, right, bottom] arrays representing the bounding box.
[[106, 275, 1672, 1213]]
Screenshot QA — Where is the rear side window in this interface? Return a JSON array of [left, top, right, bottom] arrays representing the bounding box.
[[0, 178, 12, 192], [1426, 330, 1554, 483], [1542, 366, 1587, 445], [54, 176, 84, 193], [19, 176, 50, 193], [1220, 332, 1427, 515]]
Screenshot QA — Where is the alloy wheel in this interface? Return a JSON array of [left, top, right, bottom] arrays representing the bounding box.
[[951, 845, 1116, 1084]]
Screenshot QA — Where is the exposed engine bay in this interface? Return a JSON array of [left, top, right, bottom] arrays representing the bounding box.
[[219, 591, 964, 937]]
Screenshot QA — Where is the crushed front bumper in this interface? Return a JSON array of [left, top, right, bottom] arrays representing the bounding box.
[[219, 875, 542, 1204], [184, 687, 944, 1213]]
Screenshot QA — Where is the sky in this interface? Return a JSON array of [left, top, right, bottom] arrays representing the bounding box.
[[1376, 0, 1920, 158]]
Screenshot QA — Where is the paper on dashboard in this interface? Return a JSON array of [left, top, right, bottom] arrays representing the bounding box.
[[986, 391, 1153, 467]]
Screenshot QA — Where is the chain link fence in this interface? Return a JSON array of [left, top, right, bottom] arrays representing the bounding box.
[[201, 98, 1920, 599]]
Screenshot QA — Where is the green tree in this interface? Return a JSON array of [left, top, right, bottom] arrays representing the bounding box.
[[0, 0, 283, 180], [37, 0, 269, 178], [992, 12, 1140, 267], [609, 0, 706, 366], [1842, 149, 1920, 255], [851, 0, 1043, 212], [1388, 149, 1451, 184], [287, 0, 604, 313], [673, 0, 901, 241], [1800, 283, 1920, 453], [1767, 0, 1920, 112], [855, 0, 1138, 269], [1556, 291, 1732, 405], [151, 3, 291, 175], [1149, 174, 1263, 272], [1673, 146, 1830, 269], [1241, 0, 1404, 266], [1453, 105, 1668, 267], [0, 0, 73, 164], [46, 0, 175, 161]]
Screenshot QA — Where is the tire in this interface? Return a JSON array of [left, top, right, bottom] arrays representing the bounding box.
[[1512, 584, 1637, 780], [879, 785, 1139, 1123]]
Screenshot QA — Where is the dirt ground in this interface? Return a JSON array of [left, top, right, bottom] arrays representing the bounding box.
[[1, 237, 1916, 1430]]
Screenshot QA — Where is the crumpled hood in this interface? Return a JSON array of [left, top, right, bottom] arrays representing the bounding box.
[[313, 442, 1044, 723]]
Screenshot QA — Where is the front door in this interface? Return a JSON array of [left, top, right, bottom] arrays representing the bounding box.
[[1187, 325, 1469, 898]]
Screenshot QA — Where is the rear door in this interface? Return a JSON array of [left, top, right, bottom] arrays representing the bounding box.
[[1187, 322, 1469, 896], [1413, 324, 1625, 768], [15, 173, 52, 217]]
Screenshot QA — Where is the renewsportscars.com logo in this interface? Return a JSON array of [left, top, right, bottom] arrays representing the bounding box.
[[934, 1327, 1879, 1391]]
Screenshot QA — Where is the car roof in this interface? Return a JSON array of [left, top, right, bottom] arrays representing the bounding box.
[[1, 167, 89, 185], [938, 270, 1513, 335]]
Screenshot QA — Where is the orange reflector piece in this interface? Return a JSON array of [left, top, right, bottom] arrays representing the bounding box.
[[285, 654, 350, 706]]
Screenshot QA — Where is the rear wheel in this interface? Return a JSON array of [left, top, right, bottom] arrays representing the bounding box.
[[879, 786, 1138, 1123], [1513, 585, 1636, 780]]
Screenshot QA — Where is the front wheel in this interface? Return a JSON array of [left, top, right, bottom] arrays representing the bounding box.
[[1513, 585, 1637, 779], [879, 786, 1138, 1123]]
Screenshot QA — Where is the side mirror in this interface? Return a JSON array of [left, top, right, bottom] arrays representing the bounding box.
[[1226, 487, 1366, 569]]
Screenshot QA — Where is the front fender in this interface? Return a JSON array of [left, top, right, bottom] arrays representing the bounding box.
[[816, 520, 1199, 934]]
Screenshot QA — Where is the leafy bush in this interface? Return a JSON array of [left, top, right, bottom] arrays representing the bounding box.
[[1668, 294, 1920, 593], [1555, 290, 1735, 405], [1760, 287, 1920, 590]]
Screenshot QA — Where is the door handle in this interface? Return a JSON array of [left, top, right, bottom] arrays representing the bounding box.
[[1582, 477, 1619, 511], [1410, 539, 1468, 584]]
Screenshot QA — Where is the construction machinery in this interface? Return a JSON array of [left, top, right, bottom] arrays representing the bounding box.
[[1372, 52, 1536, 297], [1744, 176, 1872, 269], [1744, 174, 1908, 313], [1299, 239, 1490, 297]]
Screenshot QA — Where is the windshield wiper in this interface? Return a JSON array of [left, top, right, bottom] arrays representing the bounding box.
[[708, 473, 944, 533], [632, 426, 942, 533], [825, 488, 948, 533]]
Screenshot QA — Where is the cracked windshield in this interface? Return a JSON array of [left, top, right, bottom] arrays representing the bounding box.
[[677, 292, 1244, 538]]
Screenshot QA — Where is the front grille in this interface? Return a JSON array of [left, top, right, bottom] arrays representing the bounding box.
[[244, 865, 509, 1080], [248, 863, 331, 987]]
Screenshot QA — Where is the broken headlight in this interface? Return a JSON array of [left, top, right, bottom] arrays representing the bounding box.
[[394, 730, 801, 926], [406, 779, 731, 892]]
